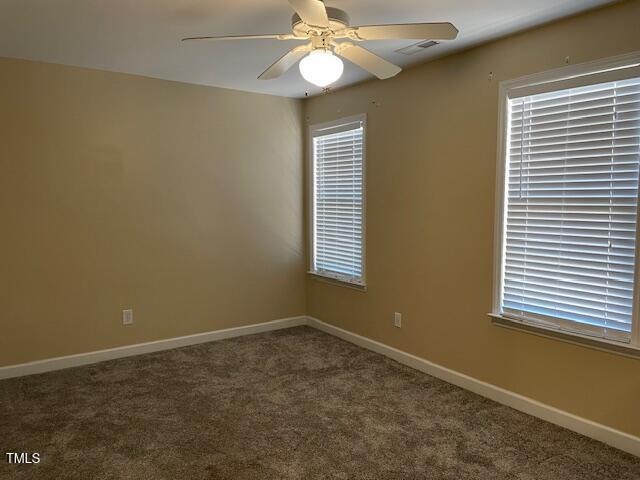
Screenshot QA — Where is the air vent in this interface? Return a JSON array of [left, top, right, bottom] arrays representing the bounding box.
[[395, 40, 439, 56]]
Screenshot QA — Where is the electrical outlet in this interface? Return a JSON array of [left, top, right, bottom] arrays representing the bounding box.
[[394, 312, 402, 328], [122, 309, 133, 326]]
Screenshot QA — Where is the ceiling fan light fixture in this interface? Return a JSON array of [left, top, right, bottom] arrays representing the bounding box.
[[299, 49, 344, 87]]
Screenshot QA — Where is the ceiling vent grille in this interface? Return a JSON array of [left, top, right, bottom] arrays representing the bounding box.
[[395, 40, 439, 56]]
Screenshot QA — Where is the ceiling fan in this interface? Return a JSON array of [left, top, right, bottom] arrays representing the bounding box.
[[183, 0, 458, 88]]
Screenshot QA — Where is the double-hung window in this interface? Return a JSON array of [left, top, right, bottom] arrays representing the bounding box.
[[493, 53, 640, 347], [310, 115, 366, 286]]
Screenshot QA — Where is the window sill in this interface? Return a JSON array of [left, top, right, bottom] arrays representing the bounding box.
[[489, 314, 640, 359], [307, 271, 367, 292]]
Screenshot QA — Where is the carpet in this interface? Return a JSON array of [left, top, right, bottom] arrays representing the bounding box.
[[1, 326, 638, 479]]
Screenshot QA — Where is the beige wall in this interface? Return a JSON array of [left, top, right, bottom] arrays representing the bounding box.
[[304, 0, 640, 436], [0, 58, 305, 366]]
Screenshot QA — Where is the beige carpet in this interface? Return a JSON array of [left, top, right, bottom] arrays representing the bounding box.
[[1, 326, 638, 479]]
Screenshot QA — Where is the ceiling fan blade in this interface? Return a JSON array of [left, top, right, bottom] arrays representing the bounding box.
[[182, 33, 297, 42], [259, 44, 312, 80], [335, 43, 401, 80], [288, 0, 329, 28], [352, 22, 458, 41]]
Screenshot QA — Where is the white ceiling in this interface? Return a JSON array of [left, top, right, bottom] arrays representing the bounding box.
[[0, 0, 616, 98]]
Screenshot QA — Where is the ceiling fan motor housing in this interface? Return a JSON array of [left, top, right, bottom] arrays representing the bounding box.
[[291, 7, 350, 36]]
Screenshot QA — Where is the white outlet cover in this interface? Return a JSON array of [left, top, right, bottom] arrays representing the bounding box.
[[394, 312, 402, 328], [122, 309, 133, 325]]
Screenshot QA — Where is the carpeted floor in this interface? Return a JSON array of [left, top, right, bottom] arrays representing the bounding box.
[[1, 326, 638, 479]]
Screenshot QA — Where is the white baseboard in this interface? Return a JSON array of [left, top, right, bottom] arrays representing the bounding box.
[[0, 316, 307, 380], [3, 314, 637, 457], [306, 316, 640, 458]]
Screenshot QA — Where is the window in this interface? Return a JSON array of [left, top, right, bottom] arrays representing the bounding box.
[[310, 115, 366, 286], [494, 53, 640, 346]]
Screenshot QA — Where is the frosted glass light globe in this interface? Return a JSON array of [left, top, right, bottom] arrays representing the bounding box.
[[299, 50, 344, 87]]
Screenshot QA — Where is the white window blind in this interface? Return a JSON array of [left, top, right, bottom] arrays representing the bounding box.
[[501, 75, 640, 342], [311, 116, 365, 285]]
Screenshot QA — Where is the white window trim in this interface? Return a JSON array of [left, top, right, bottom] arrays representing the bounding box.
[[491, 51, 640, 354], [308, 114, 367, 288]]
